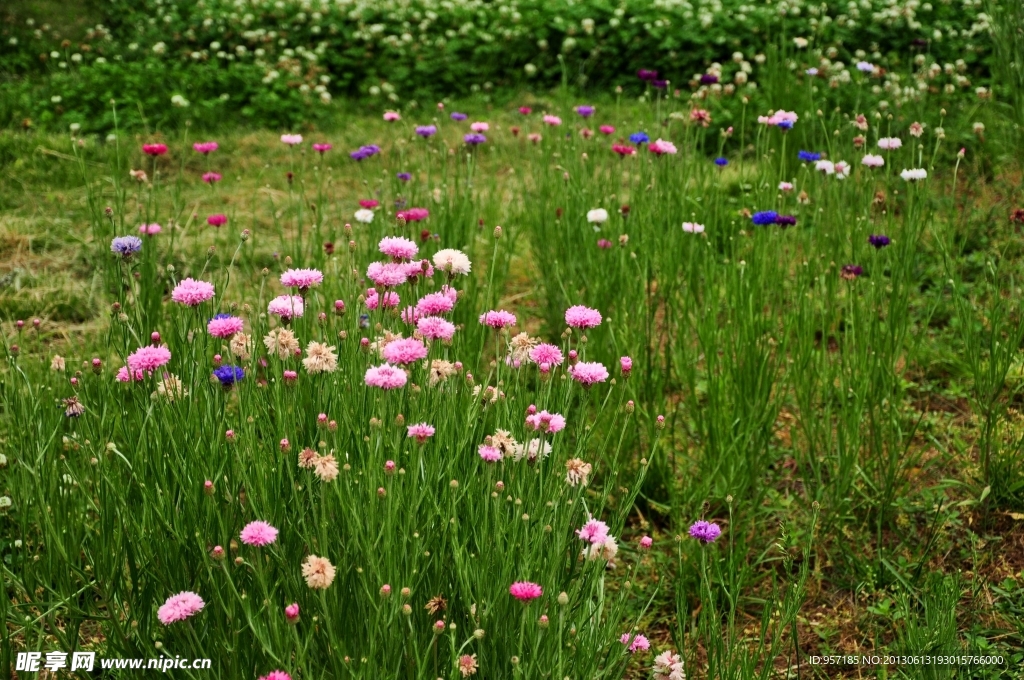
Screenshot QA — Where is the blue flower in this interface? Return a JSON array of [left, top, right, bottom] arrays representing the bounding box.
[[213, 365, 244, 386], [798, 150, 821, 162], [751, 211, 779, 225], [629, 132, 650, 145], [110, 235, 143, 258], [776, 120, 794, 130], [714, 157, 728, 166]]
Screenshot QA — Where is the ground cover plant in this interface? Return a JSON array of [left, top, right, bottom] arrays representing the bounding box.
[[3, 6, 1024, 680]]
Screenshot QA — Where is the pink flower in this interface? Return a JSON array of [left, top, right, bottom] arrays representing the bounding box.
[[404, 259, 433, 280], [193, 141, 218, 154], [116, 366, 144, 382], [281, 134, 303, 145], [202, 172, 222, 184], [470, 122, 489, 132], [509, 581, 543, 602], [682, 222, 705, 234], [478, 444, 501, 462], [382, 338, 428, 365], [396, 207, 429, 222], [366, 262, 409, 288], [312, 143, 332, 153], [280, 268, 323, 290], [400, 306, 421, 325], [268, 295, 305, 319], [157, 591, 204, 625], [620, 633, 650, 653], [519, 107, 532, 115], [365, 364, 408, 389], [543, 115, 562, 126], [407, 423, 435, 443], [207, 214, 227, 227], [877, 137, 902, 150], [416, 316, 456, 341], [240, 520, 279, 547], [138, 223, 162, 235], [143, 143, 168, 156], [127, 345, 171, 373], [757, 110, 799, 128], [649, 139, 678, 155], [479, 310, 517, 328], [599, 125, 615, 135], [283, 370, 297, 383], [207, 315, 244, 338], [171, 278, 215, 306], [416, 292, 455, 316], [569, 362, 609, 386], [365, 289, 399, 310], [565, 305, 602, 329], [379, 236, 419, 260], [529, 344, 564, 367], [525, 410, 566, 434], [259, 671, 292, 680], [639, 536, 653, 550], [620, 356, 633, 374], [383, 111, 401, 121], [576, 519, 610, 544]]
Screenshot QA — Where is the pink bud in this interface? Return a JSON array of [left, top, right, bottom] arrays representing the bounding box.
[[433, 620, 445, 633], [203, 480, 214, 495], [527, 404, 537, 415], [317, 413, 328, 425], [211, 545, 225, 560], [380, 584, 392, 597], [225, 429, 235, 441], [213, 354, 222, 365], [280, 438, 290, 452], [151, 331, 161, 343], [384, 460, 396, 474], [285, 603, 300, 623], [639, 536, 653, 550]]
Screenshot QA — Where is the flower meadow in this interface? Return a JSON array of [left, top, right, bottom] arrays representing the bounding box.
[[3, 45, 1024, 680]]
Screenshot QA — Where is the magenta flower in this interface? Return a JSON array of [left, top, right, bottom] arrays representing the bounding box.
[[280, 268, 324, 290], [416, 292, 455, 316], [565, 305, 602, 329], [207, 214, 227, 227], [240, 520, 279, 547], [509, 581, 543, 602], [366, 262, 409, 288], [479, 310, 517, 328], [259, 672, 292, 680], [599, 125, 615, 135], [382, 338, 428, 365], [407, 423, 435, 443], [126, 346, 171, 373], [620, 356, 633, 375], [569, 362, 609, 386], [379, 236, 419, 260], [171, 278, 215, 306], [207, 314, 244, 338], [529, 344, 564, 368], [202, 172, 222, 184], [417, 316, 457, 342], [142, 143, 168, 156], [284, 603, 300, 623], [576, 518, 610, 544], [478, 444, 501, 462], [518, 107, 532, 115], [312, 143, 332, 154], [365, 364, 408, 389], [193, 141, 218, 154], [268, 295, 304, 320], [396, 207, 429, 222], [157, 591, 204, 625]]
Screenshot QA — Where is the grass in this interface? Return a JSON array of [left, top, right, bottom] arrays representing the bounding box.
[[2, 82, 1024, 678]]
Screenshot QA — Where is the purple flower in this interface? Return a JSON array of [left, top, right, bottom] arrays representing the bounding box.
[[575, 105, 595, 118], [450, 112, 467, 121], [700, 74, 719, 85], [350, 144, 381, 161], [464, 133, 486, 145], [415, 125, 437, 137], [396, 172, 412, 181], [652, 80, 668, 90], [775, 215, 797, 227], [111, 235, 143, 258], [637, 69, 658, 81], [714, 157, 728, 166], [868, 234, 891, 248], [841, 264, 864, 280], [689, 520, 721, 543]]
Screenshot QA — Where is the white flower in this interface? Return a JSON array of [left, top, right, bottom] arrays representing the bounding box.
[[586, 208, 609, 224], [778, 181, 794, 192], [354, 208, 375, 224], [814, 160, 835, 175], [432, 249, 472, 276], [834, 161, 851, 179], [681, 222, 705, 233], [900, 168, 928, 181], [878, 137, 902, 150], [862, 154, 885, 168]]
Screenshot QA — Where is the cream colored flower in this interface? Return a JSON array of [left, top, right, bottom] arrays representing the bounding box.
[[302, 554, 336, 589], [303, 341, 338, 374], [264, 328, 299, 360], [230, 332, 252, 361]]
